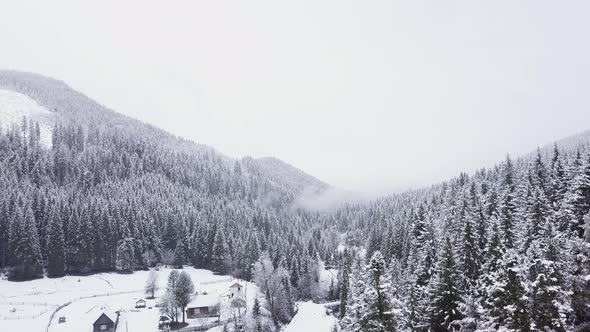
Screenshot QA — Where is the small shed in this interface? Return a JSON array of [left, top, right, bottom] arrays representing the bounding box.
[[158, 316, 171, 329], [93, 313, 115, 332], [229, 282, 243, 298], [135, 299, 146, 308]]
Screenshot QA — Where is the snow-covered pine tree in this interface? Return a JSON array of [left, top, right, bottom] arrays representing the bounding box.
[[46, 206, 65, 277], [342, 251, 396, 332], [116, 236, 136, 273], [428, 237, 462, 332], [9, 204, 43, 279], [527, 232, 570, 331], [211, 227, 229, 273], [483, 249, 531, 331]]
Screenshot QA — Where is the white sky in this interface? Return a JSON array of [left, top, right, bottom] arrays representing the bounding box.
[[1, 0, 590, 193]]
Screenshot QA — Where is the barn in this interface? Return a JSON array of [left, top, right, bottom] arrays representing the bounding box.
[[92, 313, 115, 332]]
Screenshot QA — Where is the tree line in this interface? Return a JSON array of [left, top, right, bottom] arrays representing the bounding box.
[[332, 145, 590, 331]]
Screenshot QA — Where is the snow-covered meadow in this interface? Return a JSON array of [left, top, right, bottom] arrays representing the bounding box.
[[0, 89, 55, 147], [0, 267, 257, 332]]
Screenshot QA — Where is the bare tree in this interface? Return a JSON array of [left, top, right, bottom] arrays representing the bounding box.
[[158, 292, 176, 322], [231, 296, 246, 318], [145, 269, 159, 299], [253, 255, 293, 326]]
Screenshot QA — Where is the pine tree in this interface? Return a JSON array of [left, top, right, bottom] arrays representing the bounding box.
[[484, 249, 530, 331], [429, 237, 462, 332], [528, 237, 569, 331], [328, 277, 336, 301], [173, 238, 188, 268], [570, 212, 590, 324], [343, 251, 396, 332], [339, 258, 351, 319], [499, 155, 517, 248], [211, 228, 229, 273], [252, 297, 261, 318], [46, 207, 65, 277], [461, 213, 479, 287], [454, 291, 483, 332], [9, 204, 43, 279], [564, 153, 590, 238], [116, 236, 136, 272]]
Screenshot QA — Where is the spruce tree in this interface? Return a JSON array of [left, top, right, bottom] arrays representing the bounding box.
[[46, 208, 65, 277], [484, 249, 530, 331], [211, 228, 229, 273], [9, 205, 43, 279], [461, 214, 479, 286], [528, 237, 569, 331], [429, 237, 462, 332]]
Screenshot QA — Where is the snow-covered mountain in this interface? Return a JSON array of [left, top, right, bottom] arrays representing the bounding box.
[[0, 70, 328, 205]]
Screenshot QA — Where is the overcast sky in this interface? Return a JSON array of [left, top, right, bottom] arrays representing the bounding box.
[[1, 1, 590, 193]]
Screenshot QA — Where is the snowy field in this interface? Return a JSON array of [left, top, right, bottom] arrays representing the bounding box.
[[0, 89, 55, 146], [0, 267, 256, 332], [283, 302, 338, 332]]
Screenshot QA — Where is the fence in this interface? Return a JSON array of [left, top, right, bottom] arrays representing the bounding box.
[[1, 307, 56, 320], [175, 317, 233, 332], [0, 300, 60, 320], [200, 277, 232, 286], [44, 301, 71, 331], [44, 289, 143, 332]]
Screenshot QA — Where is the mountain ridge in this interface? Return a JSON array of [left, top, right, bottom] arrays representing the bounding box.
[[0, 70, 329, 206]]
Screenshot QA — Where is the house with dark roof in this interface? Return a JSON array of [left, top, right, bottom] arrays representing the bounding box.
[[93, 313, 115, 332]]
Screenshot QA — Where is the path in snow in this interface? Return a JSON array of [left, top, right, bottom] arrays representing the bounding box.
[[283, 302, 338, 332]]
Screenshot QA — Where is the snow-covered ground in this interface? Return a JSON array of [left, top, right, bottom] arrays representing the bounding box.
[[283, 302, 338, 332], [0, 89, 54, 146], [0, 267, 256, 332]]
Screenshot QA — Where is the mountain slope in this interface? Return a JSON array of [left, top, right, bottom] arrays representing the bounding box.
[[0, 71, 339, 287], [0, 70, 328, 207]]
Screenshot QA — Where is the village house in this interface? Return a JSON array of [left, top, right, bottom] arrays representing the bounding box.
[[186, 292, 221, 319], [92, 313, 115, 332], [229, 282, 243, 298]]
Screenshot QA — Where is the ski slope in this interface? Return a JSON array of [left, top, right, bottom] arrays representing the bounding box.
[[0, 89, 54, 147]]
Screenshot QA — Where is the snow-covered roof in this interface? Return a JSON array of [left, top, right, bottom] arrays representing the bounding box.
[[229, 282, 243, 288], [187, 292, 220, 308], [93, 313, 114, 326]]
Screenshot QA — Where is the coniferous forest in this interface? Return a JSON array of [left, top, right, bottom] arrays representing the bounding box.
[[2, 71, 590, 331]]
